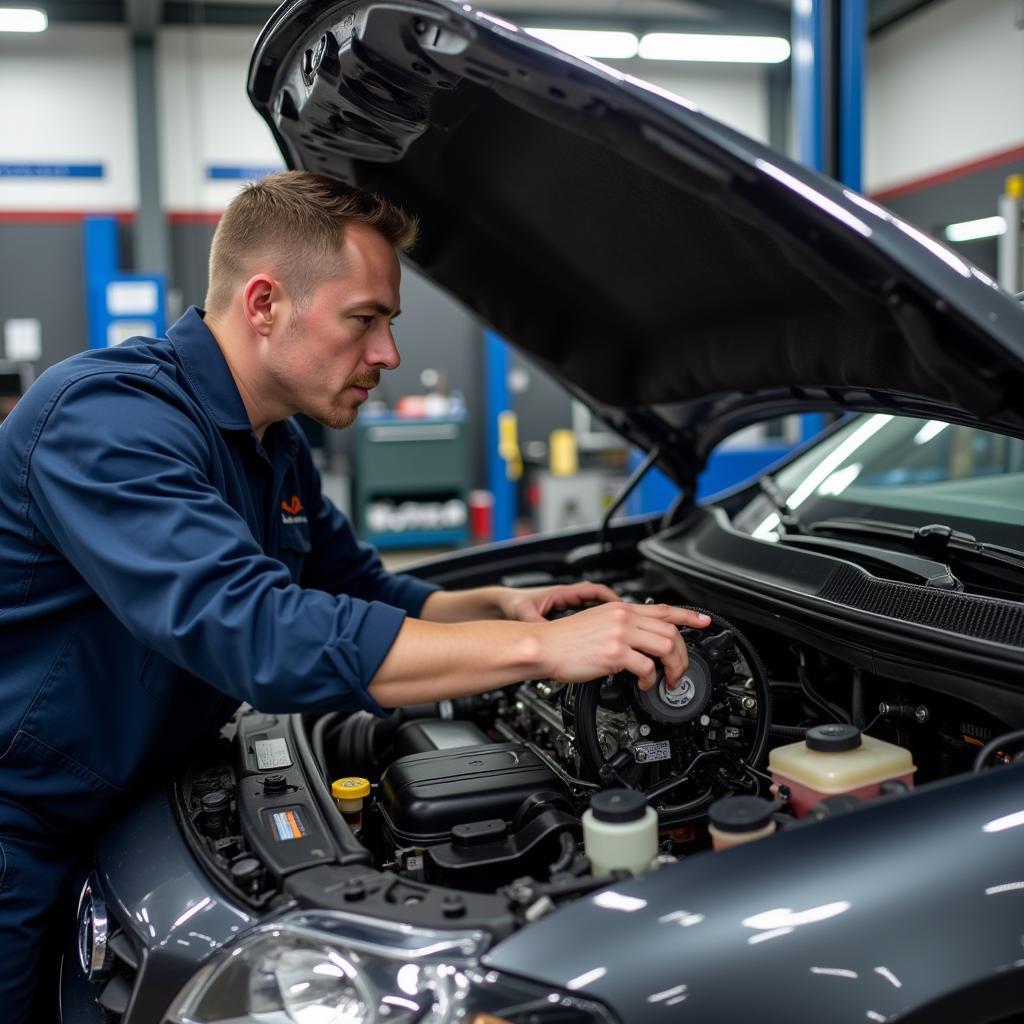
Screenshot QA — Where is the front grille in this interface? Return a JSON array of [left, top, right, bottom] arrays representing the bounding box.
[[818, 564, 1024, 647]]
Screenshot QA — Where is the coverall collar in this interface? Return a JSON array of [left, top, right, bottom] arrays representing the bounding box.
[[167, 306, 256, 433]]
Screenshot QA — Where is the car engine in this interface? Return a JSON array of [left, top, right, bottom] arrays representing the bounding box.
[[175, 558, 1018, 929]]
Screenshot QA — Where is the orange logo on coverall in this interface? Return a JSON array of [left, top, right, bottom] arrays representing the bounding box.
[[281, 495, 308, 524]]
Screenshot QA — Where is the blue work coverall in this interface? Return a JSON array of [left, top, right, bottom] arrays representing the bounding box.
[[0, 306, 438, 1017]]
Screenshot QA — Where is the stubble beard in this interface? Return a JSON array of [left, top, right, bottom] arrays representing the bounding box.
[[314, 371, 381, 431], [316, 403, 359, 430]]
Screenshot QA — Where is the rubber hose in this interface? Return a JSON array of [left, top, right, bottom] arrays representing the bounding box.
[[770, 724, 807, 739], [311, 711, 343, 783], [549, 830, 578, 876], [288, 714, 372, 866]]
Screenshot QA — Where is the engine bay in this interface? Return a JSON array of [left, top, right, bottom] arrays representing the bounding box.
[[176, 547, 1019, 931]]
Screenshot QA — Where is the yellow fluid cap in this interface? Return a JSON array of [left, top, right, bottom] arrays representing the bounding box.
[[549, 428, 578, 477], [1006, 173, 1024, 199], [332, 776, 370, 800]]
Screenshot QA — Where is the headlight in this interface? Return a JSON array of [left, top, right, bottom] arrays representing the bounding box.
[[167, 909, 616, 1024]]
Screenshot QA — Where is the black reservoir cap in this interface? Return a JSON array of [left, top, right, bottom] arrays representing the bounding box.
[[201, 790, 229, 812], [263, 774, 288, 795], [806, 723, 862, 752], [590, 788, 647, 824], [709, 795, 775, 834]]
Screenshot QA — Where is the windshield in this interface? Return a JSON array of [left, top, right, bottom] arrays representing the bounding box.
[[732, 414, 1024, 546]]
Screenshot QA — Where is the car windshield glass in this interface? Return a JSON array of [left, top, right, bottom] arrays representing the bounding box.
[[731, 414, 1024, 546]]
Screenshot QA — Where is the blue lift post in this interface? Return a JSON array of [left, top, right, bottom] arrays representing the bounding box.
[[793, 0, 866, 186], [83, 215, 167, 351], [791, 0, 865, 439], [484, 331, 516, 542], [839, 0, 866, 194], [83, 216, 120, 351]]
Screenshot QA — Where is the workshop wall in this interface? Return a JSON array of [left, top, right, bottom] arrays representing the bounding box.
[[866, 0, 1023, 275], [0, 26, 136, 368], [0, 25, 137, 212], [158, 27, 283, 215], [866, 0, 1022, 195]]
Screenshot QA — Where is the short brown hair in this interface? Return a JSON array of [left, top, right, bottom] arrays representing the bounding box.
[[204, 170, 417, 315]]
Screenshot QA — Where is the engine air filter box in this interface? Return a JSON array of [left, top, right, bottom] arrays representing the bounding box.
[[379, 743, 565, 846]]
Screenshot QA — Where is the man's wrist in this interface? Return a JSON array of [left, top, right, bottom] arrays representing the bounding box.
[[512, 621, 547, 677], [488, 585, 518, 619]]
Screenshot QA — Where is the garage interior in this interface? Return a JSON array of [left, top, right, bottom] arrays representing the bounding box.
[[3, 2, 1024, 1021], [1, 0, 1020, 558]]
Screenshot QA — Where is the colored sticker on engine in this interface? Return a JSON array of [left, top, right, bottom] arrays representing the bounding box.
[[269, 807, 307, 842]]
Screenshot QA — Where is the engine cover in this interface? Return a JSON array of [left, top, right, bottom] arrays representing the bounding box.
[[378, 742, 566, 847]]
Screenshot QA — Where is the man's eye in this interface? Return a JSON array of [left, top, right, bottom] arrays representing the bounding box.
[[353, 315, 374, 325]]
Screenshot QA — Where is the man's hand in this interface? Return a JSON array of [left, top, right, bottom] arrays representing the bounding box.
[[537, 602, 710, 691], [497, 581, 619, 623]]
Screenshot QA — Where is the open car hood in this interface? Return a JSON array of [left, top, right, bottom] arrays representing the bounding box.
[[248, 0, 1024, 487]]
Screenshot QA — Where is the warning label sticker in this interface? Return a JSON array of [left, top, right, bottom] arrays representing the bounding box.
[[254, 737, 292, 771], [269, 806, 307, 842]]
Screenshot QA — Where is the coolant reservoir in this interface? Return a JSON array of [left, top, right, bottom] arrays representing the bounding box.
[[769, 724, 915, 817], [583, 788, 658, 876]]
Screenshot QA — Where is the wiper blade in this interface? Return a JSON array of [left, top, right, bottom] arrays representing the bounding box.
[[808, 518, 1024, 582]]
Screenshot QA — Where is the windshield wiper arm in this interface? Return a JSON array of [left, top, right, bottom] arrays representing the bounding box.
[[757, 476, 805, 534], [808, 518, 1024, 577], [776, 532, 962, 590]]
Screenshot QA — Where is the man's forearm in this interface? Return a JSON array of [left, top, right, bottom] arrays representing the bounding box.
[[418, 586, 508, 623], [367, 616, 543, 706], [367, 602, 711, 708]]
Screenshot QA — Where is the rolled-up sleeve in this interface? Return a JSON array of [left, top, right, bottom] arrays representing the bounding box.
[[24, 370, 403, 715]]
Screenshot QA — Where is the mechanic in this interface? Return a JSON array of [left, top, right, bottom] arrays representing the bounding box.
[[0, 170, 707, 1019]]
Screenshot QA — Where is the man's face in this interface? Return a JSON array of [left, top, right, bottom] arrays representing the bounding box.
[[268, 220, 402, 430]]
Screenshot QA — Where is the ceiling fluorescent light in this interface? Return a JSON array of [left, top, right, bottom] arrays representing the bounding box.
[[0, 7, 47, 31], [944, 215, 1006, 243], [639, 33, 790, 63], [524, 27, 638, 60]]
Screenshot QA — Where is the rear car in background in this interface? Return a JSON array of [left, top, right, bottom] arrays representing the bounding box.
[[60, 2, 1024, 1022]]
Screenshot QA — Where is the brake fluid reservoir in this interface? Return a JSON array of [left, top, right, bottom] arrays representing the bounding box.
[[769, 724, 915, 817], [332, 776, 370, 834], [583, 788, 658, 876]]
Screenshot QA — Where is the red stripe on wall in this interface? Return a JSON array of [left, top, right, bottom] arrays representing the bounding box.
[[168, 212, 222, 226], [0, 210, 135, 223], [872, 143, 1024, 203], [0, 211, 222, 224]]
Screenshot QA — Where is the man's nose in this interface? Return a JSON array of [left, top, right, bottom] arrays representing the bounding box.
[[369, 326, 401, 370]]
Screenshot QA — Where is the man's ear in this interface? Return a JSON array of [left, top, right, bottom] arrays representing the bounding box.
[[241, 275, 279, 336]]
